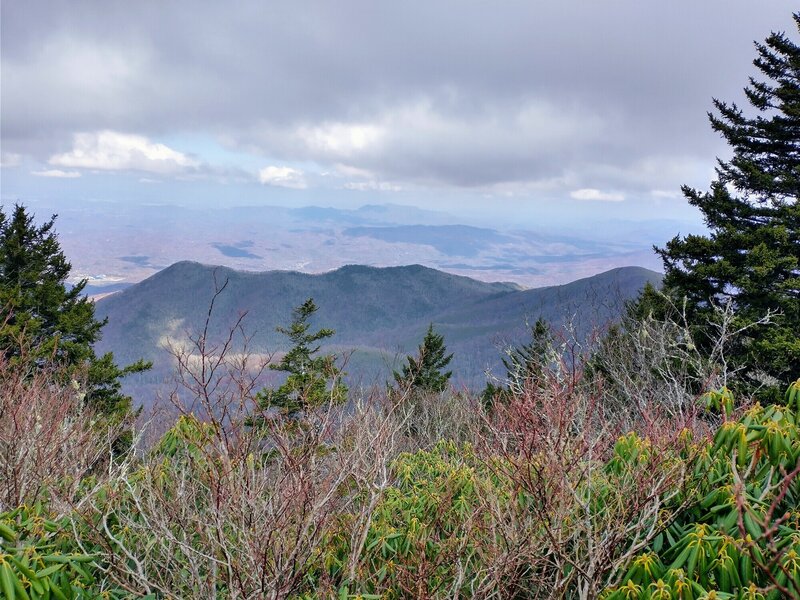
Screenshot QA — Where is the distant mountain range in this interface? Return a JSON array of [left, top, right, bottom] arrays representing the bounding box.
[[94, 262, 662, 402], [27, 198, 696, 293]]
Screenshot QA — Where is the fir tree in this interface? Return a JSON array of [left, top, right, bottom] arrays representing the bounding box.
[[257, 298, 347, 419], [0, 204, 149, 419], [655, 15, 800, 395], [394, 323, 453, 393], [482, 318, 553, 406]]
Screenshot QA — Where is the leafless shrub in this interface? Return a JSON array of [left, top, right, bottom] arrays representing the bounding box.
[[0, 347, 124, 512], [85, 391, 411, 598], [389, 387, 485, 450], [479, 360, 701, 599], [77, 283, 410, 599], [589, 291, 775, 422]]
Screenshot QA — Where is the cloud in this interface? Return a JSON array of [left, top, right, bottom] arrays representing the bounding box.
[[651, 189, 682, 199], [258, 166, 307, 189], [1, 153, 22, 168], [296, 123, 383, 157], [570, 188, 625, 202], [1, 34, 153, 148], [49, 131, 198, 174], [344, 181, 402, 192], [247, 99, 606, 188], [1, 3, 793, 199], [31, 168, 81, 178], [333, 164, 374, 178]]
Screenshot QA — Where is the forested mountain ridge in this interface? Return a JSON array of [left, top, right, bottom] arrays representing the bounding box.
[[95, 261, 661, 389]]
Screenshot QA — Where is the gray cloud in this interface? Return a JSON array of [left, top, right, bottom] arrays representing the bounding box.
[[1, 1, 794, 195]]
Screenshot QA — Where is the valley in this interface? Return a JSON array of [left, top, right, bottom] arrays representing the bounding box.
[[21, 199, 692, 294]]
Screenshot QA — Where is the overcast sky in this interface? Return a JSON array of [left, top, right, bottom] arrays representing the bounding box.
[[1, 1, 795, 224]]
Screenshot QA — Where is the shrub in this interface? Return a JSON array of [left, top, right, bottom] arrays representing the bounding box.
[[0, 503, 132, 600], [0, 350, 126, 513], [322, 441, 503, 598], [604, 379, 800, 599]]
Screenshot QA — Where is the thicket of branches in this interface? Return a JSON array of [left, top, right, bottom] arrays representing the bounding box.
[[2, 292, 798, 599]]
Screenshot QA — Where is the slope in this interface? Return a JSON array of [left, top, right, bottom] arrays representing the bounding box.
[[95, 262, 661, 394]]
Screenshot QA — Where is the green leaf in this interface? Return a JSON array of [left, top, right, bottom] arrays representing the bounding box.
[[1, 562, 16, 600]]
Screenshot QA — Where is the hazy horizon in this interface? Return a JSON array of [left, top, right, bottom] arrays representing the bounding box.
[[5, 197, 697, 293]]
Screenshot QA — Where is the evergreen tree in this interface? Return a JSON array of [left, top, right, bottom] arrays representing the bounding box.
[[655, 15, 800, 395], [482, 318, 553, 406], [0, 205, 101, 363], [0, 204, 149, 419], [394, 323, 453, 393], [257, 298, 347, 419]]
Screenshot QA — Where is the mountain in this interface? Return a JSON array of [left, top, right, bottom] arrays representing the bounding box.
[[37, 198, 683, 294], [94, 262, 661, 401]]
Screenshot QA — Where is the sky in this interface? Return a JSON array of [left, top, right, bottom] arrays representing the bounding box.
[[1, 1, 796, 226]]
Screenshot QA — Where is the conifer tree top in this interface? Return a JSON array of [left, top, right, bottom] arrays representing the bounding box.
[[258, 297, 346, 419], [709, 12, 800, 206], [655, 13, 800, 394], [394, 323, 453, 393], [0, 203, 149, 419]]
